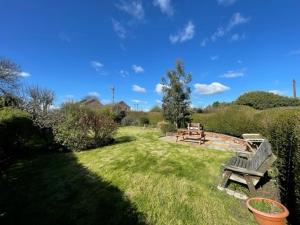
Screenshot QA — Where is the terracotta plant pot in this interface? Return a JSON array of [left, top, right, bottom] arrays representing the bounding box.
[[246, 197, 289, 225]]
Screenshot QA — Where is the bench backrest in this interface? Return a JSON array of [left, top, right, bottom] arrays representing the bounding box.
[[188, 123, 201, 131], [248, 140, 272, 170]]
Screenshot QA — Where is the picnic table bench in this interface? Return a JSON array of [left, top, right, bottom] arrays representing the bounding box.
[[218, 139, 277, 197], [176, 123, 205, 144]]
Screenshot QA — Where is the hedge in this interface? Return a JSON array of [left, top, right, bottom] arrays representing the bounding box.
[[192, 105, 300, 224], [235, 91, 300, 110], [0, 107, 46, 161]]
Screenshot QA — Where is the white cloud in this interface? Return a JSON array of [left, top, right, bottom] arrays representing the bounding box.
[[153, 0, 174, 16], [269, 90, 283, 95], [221, 69, 245, 78], [132, 99, 147, 104], [156, 99, 162, 104], [90, 60, 103, 72], [88, 91, 100, 97], [49, 105, 60, 110], [237, 59, 243, 64], [230, 33, 245, 42], [227, 13, 250, 31], [203, 12, 250, 46], [201, 38, 208, 47], [217, 0, 237, 6], [115, 0, 144, 20], [170, 21, 195, 44], [155, 83, 167, 93], [210, 55, 219, 61], [112, 19, 127, 39], [132, 64, 144, 73], [120, 70, 129, 77], [18, 71, 31, 77], [194, 82, 230, 95], [211, 27, 225, 42], [289, 49, 300, 55], [132, 84, 146, 93]]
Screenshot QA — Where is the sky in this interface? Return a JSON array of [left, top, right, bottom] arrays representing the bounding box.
[[1, 0, 300, 110]]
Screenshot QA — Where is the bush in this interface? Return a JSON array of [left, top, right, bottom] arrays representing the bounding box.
[[192, 105, 258, 137], [121, 115, 139, 126], [157, 121, 177, 135], [235, 91, 300, 110], [192, 105, 300, 224], [0, 107, 46, 160], [147, 112, 163, 125], [139, 116, 149, 126], [52, 103, 117, 151]]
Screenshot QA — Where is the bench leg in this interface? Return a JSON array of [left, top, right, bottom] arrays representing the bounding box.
[[244, 175, 256, 197], [219, 171, 232, 188]]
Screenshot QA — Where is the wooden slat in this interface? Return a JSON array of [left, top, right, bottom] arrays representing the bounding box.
[[244, 175, 257, 197]]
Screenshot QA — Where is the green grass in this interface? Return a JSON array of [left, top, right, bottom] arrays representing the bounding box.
[[249, 199, 283, 214], [0, 127, 256, 225]]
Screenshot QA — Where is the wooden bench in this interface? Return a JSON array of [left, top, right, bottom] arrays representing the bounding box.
[[176, 124, 206, 144], [187, 123, 202, 135], [218, 140, 277, 197]]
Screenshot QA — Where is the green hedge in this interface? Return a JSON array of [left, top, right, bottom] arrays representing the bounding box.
[[123, 111, 163, 126], [0, 107, 46, 160], [192, 106, 300, 224], [235, 91, 300, 110]]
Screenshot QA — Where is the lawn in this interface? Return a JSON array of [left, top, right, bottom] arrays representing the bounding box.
[[0, 127, 256, 225]]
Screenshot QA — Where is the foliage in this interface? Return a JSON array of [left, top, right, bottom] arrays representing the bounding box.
[[161, 60, 192, 128], [139, 116, 149, 126], [0, 58, 21, 95], [249, 199, 283, 214], [0, 107, 46, 160], [192, 105, 300, 224], [0, 94, 22, 108], [0, 127, 256, 225], [121, 115, 139, 126], [157, 121, 177, 135], [192, 105, 258, 137], [149, 106, 162, 112], [22, 85, 55, 128], [235, 91, 300, 110], [52, 103, 117, 151]]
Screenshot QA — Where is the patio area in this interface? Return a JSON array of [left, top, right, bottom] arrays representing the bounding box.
[[161, 131, 247, 152]]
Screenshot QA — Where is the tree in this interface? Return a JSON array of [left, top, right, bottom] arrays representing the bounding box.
[[161, 60, 192, 128], [0, 58, 21, 95]]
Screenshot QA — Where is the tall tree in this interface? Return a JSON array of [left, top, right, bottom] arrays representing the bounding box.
[[161, 60, 192, 128], [0, 58, 21, 95]]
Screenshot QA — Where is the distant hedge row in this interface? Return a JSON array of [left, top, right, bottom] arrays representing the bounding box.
[[235, 91, 300, 110], [192, 105, 300, 224], [122, 111, 163, 126]]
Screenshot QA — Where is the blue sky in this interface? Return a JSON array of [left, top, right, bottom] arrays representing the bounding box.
[[1, 0, 300, 110]]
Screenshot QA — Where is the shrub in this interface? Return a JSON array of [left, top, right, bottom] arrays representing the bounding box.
[[52, 103, 117, 151], [121, 115, 139, 126], [235, 91, 300, 110], [157, 121, 177, 135], [147, 112, 163, 125], [0, 107, 46, 160], [139, 116, 149, 126], [192, 105, 257, 137], [192, 105, 300, 224]]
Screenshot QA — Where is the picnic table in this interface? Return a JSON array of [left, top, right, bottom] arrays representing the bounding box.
[[176, 126, 205, 145], [242, 133, 265, 153]]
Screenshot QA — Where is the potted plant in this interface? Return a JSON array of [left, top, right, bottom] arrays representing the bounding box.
[[246, 197, 289, 225]]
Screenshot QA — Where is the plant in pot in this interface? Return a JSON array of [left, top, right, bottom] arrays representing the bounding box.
[[246, 197, 289, 225]]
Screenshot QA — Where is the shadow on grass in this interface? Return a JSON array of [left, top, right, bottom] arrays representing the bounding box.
[[114, 135, 136, 145], [0, 152, 147, 225]]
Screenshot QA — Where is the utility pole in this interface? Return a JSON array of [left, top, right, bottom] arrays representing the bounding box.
[[111, 86, 115, 104], [293, 79, 297, 98]]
